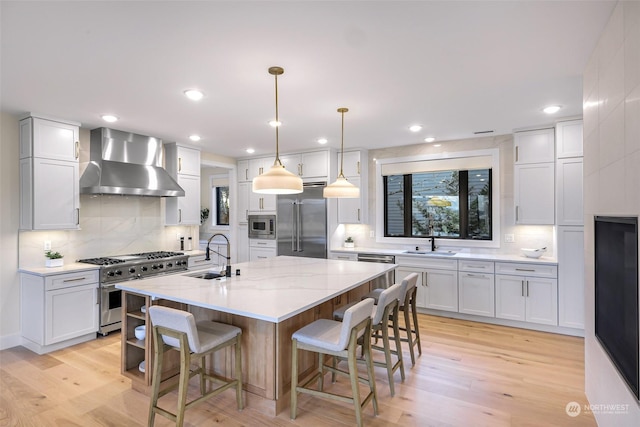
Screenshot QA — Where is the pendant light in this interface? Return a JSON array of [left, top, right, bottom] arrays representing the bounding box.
[[323, 108, 360, 198], [252, 66, 303, 194]]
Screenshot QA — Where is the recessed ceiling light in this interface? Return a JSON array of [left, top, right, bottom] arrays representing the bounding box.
[[424, 137, 435, 143], [317, 138, 328, 145], [101, 115, 118, 123], [189, 135, 201, 142], [246, 148, 255, 154], [269, 120, 281, 127], [433, 144, 442, 147], [409, 125, 422, 132], [543, 105, 561, 114], [184, 89, 204, 101]]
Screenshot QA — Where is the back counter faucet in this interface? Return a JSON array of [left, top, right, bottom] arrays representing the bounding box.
[[205, 233, 231, 277]]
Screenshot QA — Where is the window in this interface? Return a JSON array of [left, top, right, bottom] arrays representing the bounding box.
[[384, 168, 492, 240], [215, 186, 230, 226]]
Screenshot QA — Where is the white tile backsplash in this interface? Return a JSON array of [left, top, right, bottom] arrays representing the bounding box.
[[598, 42, 625, 122], [626, 84, 640, 155], [598, 101, 625, 168]]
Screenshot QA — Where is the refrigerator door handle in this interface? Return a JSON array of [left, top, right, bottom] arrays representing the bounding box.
[[296, 201, 302, 251], [291, 201, 296, 252]]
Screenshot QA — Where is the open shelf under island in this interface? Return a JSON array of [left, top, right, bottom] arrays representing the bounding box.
[[116, 255, 396, 416]]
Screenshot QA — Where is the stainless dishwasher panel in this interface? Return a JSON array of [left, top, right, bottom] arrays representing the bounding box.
[[357, 253, 395, 289]]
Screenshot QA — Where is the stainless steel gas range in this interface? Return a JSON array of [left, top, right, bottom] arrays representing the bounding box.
[[78, 251, 189, 335]]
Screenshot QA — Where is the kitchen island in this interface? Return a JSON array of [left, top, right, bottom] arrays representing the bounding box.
[[116, 256, 396, 415]]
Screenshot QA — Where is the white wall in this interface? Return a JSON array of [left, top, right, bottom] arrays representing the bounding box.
[[0, 112, 22, 348], [338, 133, 555, 256], [583, 2, 640, 425]]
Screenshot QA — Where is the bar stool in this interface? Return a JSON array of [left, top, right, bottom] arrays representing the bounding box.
[[291, 298, 377, 427], [333, 284, 405, 396], [148, 306, 243, 427], [363, 273, 422, 366]]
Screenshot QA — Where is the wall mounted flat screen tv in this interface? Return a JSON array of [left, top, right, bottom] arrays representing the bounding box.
[[594, 216, 639, 400]]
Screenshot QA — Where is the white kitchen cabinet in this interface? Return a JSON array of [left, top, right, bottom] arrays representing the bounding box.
[[514, 163, 555, 224], [395, 256, 458, 312], [249, 191, 276, 212], [337, 176, 363, 223], [237, 224, 249, 263], [21, 270, 99, 354], [495, 262, 558, 326], [458, 260, 495, 317], [514, 128, 555, 164], [557, 226, 585, 329], [337, 149, 368, 224], [165, 143, 201, 225], [19, 116, 81, 230], [237, 182, 250, 224], [556, 119, 583, 159], [20, 116, 80, 162], [248, 157, 274, 181], [280, 151, 329, 178], [237, 160, 250, 182], [249, 239, 277, 261], [556, 158, 583, 226], [328, 252, 358, 261]]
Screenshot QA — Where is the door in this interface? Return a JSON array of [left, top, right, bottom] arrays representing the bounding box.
[[396, 267, 426, 308], [33, 158, 79, 229], [277, 195, 296, 257], [424, 268, 458, 312], [525, 277, 558, 325], [514, 163, 554, 224], [495, 275, 526, 321], [298, 185, 327, 258], [337, 176, 362, 223], [46, 283, 98, 344], [458, 272, 495, 317]]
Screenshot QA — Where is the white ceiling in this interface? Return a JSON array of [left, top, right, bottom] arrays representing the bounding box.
[[1, 1, 615, 159]]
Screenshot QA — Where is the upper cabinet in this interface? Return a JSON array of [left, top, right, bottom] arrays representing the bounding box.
[[237, 160, 250, 182], [337, 150, 368, 224], [280, 151, 329, 179], [556, 119, 583, 159], [514, 128, 555, 164], [513, 129, 555, 225], [19, 115, 81, 230], [165, 143, 201, 225]]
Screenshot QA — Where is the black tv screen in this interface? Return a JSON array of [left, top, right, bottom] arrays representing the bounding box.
[[594, 216, 639, 400]]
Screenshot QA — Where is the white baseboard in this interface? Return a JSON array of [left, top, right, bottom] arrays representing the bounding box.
[[0, 333, 23, 350]]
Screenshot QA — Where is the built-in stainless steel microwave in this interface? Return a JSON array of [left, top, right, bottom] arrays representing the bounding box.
[[248, 215, 276, 239]]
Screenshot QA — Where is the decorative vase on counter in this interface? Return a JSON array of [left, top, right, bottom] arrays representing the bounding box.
[[45, 258, 64, 268], [344, 237, 355, 248]]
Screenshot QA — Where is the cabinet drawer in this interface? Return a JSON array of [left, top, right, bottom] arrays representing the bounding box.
[[458, 260, 494, 273], [329, 252, 357, 261], [45, 270, 99, 290], [249, 239, 276, 248], [495, 262, 557, 278], [396, 256, 457, 271]]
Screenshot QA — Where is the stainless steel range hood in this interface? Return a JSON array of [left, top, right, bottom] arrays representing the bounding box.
[[80, 128, 185, 197]]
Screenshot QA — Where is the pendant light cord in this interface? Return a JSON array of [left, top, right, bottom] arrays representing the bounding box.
[[274, 71, 281, 166], [338, 107, 348, 178]]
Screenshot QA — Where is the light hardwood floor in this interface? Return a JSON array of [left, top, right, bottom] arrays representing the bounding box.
[[1, 314, 596, 426]]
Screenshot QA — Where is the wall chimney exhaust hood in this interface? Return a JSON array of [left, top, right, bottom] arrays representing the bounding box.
[[80, 128, 185, 197]]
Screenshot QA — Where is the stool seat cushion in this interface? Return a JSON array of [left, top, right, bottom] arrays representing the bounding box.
[[196, 321, 242, 354], [292, 319, 343, 352], [333, 302, 376, 322]]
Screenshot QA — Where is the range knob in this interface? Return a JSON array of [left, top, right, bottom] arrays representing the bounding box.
[[166, 262, 173, 268], [141, 266, 148, 272], [129, 267, 136, 274], [151, 264, 158, 270], [115, 270, 122, 276], [107, 271, 115, 277], [158, 264, 164, 269]]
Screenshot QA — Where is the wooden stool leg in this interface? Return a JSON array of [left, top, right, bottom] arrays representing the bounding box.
[[412, 298, 422, 356], [348, 340, 363, 427], [176, 342, 191, 427], [404, 306, 416, 366], [235, 337, 243, 410], [199, 356, 207, 396], [317, 352, 325, 391], [393, 307, 405, 381], [363, 327, 378, 416], [290, 339, 299, 420], [381, 322, 395, 397], [148, 328, 164, 427]]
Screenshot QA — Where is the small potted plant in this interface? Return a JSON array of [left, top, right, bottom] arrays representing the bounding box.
[[45, 250, 64, 268], [344, 237, 354, 248]]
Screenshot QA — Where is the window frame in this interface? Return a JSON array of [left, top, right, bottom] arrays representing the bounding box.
[[375, 148, 501, 248]]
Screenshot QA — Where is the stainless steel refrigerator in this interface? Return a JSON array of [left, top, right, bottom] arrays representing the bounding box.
[[277, 183, 327, 258]]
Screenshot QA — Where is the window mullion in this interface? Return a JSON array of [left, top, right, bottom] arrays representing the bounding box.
[[404, 175, 412, 237]]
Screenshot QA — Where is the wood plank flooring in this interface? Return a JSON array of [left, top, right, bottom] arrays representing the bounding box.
[[0, 314, 596, 426]]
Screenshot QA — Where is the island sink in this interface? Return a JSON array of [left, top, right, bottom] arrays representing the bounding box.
[[185, 271, 224, 280]]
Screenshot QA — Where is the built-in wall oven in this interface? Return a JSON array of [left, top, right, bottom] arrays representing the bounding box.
[[249, 214, 276, 239], [78, 251, 189, 335]]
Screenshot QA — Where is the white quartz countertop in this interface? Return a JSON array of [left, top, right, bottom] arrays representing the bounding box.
[[115, 256, 396, 323], [330, 246, 557, 264], [19, 262, 100, 276]]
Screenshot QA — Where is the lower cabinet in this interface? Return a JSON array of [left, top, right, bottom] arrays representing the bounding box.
[[21, 269, 99, 354], [249, 238, 276, 261], [495, 275, 558, 326], [395, 258, 458, 312], [458, 272, 495, 317]]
